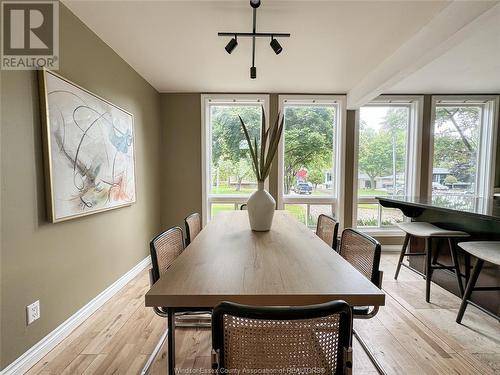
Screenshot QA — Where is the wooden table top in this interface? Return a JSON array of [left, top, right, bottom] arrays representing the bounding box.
[[145, 211, 385, 308]]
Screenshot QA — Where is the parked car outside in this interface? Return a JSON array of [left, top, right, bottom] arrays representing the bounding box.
[[432, 182, 449, 191], [295, 182, 313, 195]]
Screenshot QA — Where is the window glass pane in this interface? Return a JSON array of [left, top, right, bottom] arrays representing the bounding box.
[[283, 105, 336, 197], [308, 205, 335, 230], [357, 105, 409, 227], [358, 106, 409, 197], [210, 203, 236, 218], [210, 105, 261, 196], [381, 208, 404, 226], [284, 204, 307, 225], [432, 106, 481, 197], [357, 203, 379, 227]]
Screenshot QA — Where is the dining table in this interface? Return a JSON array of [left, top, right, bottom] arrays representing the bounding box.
[[145, 210, 386, 374]]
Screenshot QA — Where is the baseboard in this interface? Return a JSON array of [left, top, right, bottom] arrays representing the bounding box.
[[0, 256, 151, 375]]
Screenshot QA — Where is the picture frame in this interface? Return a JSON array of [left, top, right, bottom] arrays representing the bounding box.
[[38, 69, 137, 223]]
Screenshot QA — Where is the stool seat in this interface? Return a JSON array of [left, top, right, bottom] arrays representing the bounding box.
[[458, 242, 500, 265], [398, 222, 469, 238]]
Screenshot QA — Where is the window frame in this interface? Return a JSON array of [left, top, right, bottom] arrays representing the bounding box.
[[201, 94, 270, 225], [428, 95, 499, 199], [352, 95, 424, 233], [277, 95, 347, 229]]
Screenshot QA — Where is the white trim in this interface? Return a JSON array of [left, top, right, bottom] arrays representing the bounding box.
[[201, 94, 270, 225], [381, 245, 404, 253], [428, 95, 499, 198], [277, 95, 347, 229], [0, 257, 151, 375], [346, 1, 500, 109], [353, 95, 423, 228]]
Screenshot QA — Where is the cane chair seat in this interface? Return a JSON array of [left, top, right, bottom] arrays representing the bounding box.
[[212, 301, 353, 375], [150, 227, 184, 282], [398, 222, 469, 238], [185, 213, 202, 245], [339, 229, 381, 286], [316, 214, 339, 250], [458, 242, 500, 265]]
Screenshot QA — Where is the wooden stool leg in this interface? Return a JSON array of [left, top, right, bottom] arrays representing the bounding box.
[[464, 252, 471, 284], [456, 258, 484, 324], [395, 233, 410, 280], [431, 242, 439, 265], [425, 237, 432, 303], [448, 238, 464, 297]]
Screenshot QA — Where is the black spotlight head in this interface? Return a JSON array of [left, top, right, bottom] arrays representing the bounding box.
[[250, 66, 257, 79], [225, 37, 238, 54], [250, 0, 261, 9], [270, 38, 282, 55]]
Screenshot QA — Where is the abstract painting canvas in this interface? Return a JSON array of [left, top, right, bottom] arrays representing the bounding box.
[[39, 70, 136, 222]]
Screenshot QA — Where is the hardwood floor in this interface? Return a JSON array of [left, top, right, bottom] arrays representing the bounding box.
[[26, 253, 500, 375]]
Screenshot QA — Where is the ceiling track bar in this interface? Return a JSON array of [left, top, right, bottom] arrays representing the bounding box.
[[218, 32, 291, 38], [218, 0, 289, 78]]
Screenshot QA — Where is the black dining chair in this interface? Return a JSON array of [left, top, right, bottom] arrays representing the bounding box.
[[211, 300, 353, 375], [184, 212, 202, 246], [316, 214, 339, 251], [338, 228, 385, 375], [141, 227, 210, 375]]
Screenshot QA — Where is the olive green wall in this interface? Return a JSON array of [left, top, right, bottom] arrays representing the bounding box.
[[160, 94, 203, 229], [0, 5, 162, 369]]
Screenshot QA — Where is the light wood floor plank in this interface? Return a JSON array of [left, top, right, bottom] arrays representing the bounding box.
[[25, 254, 499, 375]]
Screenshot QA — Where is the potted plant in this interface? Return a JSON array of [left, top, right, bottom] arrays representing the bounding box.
[[239, 109, 284, 231]]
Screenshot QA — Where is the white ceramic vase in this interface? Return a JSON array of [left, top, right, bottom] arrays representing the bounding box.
[[247, 181, 275, 231]]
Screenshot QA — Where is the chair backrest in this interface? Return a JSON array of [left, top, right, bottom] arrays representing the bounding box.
[[339, 228, 381, 287], [240, 204, 247, 210], [316, 214, 339, 250], [184, 212, 202, 245], [150, 227, 185, 284], [212, 301, 353, 375]]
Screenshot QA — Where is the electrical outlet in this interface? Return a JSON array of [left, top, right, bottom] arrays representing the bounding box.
[[26, 300, 40, 325]]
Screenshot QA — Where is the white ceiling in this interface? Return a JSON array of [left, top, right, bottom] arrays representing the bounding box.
[[64, 0, 500, 102], [387, 10, 500, 94]]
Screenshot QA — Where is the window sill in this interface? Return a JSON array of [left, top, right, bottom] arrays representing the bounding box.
[[356, 227, 404, 237]]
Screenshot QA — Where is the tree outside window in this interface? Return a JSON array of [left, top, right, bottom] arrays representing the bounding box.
[[432, 106, 480, 196], [282, 106, 335, 196]]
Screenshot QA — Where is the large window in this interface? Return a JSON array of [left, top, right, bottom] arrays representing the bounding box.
[[278, 96, 346, 229], [430, 96, 499, 198], [202, 95, 269, 223], [355, 97, 422, 229]]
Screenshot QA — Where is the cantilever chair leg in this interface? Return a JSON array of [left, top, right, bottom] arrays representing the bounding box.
[[175, 311, 211, 328], [353, 329, 386, 375], [141, 326, 169, 375]]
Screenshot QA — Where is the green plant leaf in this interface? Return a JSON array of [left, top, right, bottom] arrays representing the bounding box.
[[260, 106, 266, 176], [238, 115, 260, 180]]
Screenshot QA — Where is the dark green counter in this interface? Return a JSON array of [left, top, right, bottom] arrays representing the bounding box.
[[377, 196, 499, 315]]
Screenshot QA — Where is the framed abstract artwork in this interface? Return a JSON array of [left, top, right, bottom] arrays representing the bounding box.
[[38, 69, 136, 222]]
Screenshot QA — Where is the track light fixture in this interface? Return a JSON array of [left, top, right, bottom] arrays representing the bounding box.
[[225, 36, 238, 54], [218, 0, 290, 79], [250, 0, 261, 9], [270, 37, 282, 55]]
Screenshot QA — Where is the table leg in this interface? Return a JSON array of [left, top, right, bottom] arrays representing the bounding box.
[[168, 309, 175, 374]]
